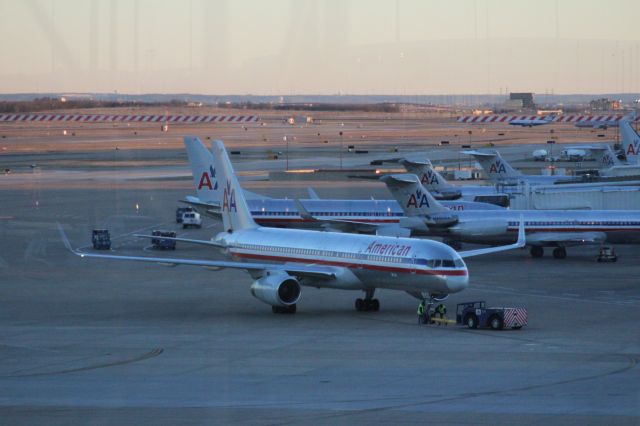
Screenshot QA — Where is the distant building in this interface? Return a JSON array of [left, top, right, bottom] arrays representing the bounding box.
[[509, 92, 536, 110], [502, 99, 524, 112], [590, 98, 621, 112]]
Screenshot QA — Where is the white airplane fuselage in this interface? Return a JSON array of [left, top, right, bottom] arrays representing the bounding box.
[[217, 227, 469, 295], [244, 198, 502, 228], [439, 209, 640, 245]]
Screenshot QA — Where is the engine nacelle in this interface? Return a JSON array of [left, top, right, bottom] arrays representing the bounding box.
[[448, 218, 507, 237], [250, 271, 301, 307]]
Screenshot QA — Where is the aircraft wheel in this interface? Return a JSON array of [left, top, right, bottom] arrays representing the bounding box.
[[371, 299, 380, 311], [530, 246, 544, 258], [552, 247, 567, 259], [355, 298, 364, 311]]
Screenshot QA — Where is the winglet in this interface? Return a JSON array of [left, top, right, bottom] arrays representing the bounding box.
[[516, 214, 526, 248], [57, 223, 79, 255], [294, 199, 315, 221], [307, 187, 320, 200]]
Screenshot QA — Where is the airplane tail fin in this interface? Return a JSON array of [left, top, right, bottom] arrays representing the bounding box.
[[620, 119, 640, 164], [400, 158, 456, 193], [184, 136, 219, 204], [589, 146, 622, 168], [381, 174, 449, 217], [210, 140, 258, 232], [463, 150, 520, 181]]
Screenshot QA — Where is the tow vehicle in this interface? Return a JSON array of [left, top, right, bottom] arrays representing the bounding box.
[[91, 229, 111, 250], [151, 230, 177, 250], [456, 301, 527, 330]]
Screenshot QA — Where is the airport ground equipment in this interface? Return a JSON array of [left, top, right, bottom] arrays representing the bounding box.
[[456, 301, 527, 330], [91, 229, 111, 250], [151, 230, 177, 250], [597, 246, 617, 262], [176, 207, 194, 223], [181, 211, 202, 229]]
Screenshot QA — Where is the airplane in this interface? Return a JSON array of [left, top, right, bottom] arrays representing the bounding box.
[[382, 173, 640, 259], [183, 138, 503, 237], [621, 118, 640, 164], [58, 139, 526, 315], [508, 115, 554, 127], [463, 149, 582, 185], [399, 158, 507, 204]]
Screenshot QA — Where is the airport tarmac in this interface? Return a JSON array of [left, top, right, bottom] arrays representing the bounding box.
[[1, 183, 639, 424], [1, 119, 639, 425]]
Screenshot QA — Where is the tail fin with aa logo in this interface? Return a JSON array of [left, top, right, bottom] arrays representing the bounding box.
[[381, 174, 449, 217]]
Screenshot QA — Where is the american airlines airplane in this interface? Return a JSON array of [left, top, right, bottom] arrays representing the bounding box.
[[621, 118, 640, 164], [399, 158, 505, 202], [58, 139, 525, 315], [183, 138, 503, 237], [463, 149, 582, 185], [382, 173, 640, 259]]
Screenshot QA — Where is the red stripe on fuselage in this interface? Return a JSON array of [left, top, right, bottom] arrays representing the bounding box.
[[231, 251, 467, 276]]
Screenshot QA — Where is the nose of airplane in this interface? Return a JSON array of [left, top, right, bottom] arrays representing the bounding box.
[[445, 270, 469, 293]]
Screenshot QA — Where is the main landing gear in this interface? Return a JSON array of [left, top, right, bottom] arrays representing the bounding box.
[[529, 246, 567, 259], [355, 289, 380, 312]]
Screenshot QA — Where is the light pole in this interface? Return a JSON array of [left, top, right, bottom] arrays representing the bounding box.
[[339, 131, 343, 169], [284, 135, 288, 171]]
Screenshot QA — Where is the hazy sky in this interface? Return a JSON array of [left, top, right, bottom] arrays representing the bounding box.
[[1, 0, 639, 94]]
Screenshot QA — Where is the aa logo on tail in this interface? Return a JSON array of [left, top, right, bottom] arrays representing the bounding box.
[[407, 189, 430, 208], [421, 171, 438, 185], [489, 160, 506, 174], [198, 165, 218, 190], [222, 180, 237, 212], [626, 139, 640, 156], [602, 154, 615, 167]]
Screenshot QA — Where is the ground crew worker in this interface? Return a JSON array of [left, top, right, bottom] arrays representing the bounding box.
[[436, 303, 447, 325], [417, 301, 425, 324]]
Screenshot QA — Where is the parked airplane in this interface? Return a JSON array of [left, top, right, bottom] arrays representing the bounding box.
[[59, 139, 525, 314], [399, 158, 507, 204], [621, 119, 640, 164], [509, 115, 554, 127], [463, 150, 582, 185], [183, 138, 503, 237], [382, 173, 640, 259]]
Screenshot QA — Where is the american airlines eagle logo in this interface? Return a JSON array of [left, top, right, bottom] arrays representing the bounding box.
[[421, 171, 438, 185], [626, 138, 640, 156], [198, 165, 218, 190], [489, 160, 507, 174], [407, 189, 429, 208], [222, 180, 237, 212]]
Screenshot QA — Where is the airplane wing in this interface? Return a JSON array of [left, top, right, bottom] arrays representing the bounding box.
[[180, 196, 219, 209], [133, 234, 226, 248], [180, 196, 222, 219], [58, 225, 337, 281], [458, 217, 526, 258], [526, 231, 606, 246]]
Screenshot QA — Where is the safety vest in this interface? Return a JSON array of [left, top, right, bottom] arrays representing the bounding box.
[[417, 304, 425, 315]]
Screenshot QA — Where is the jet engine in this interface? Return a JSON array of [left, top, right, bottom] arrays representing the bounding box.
[[250, 271, 301, 307], [448, 218, 508, 238]]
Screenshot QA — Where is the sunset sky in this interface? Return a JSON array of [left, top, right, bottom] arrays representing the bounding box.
[[1, 0, 639, 94]]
